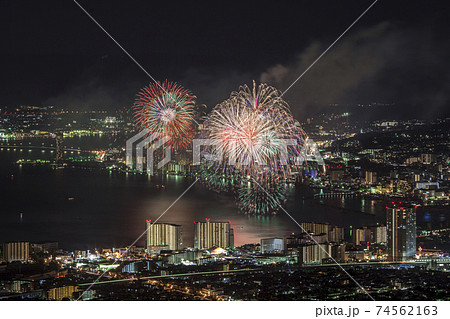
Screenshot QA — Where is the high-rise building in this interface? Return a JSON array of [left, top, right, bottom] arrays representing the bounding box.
[[260, 238, 284, 253], [297, 222, 344, 243], [146, 221, 182, 251], [420, 154, 436, 165], [31, 242, 59, 253], [373, 225, 387, 244], [365, 171, 377, 184], [48, 286, 80, 301], [352, 225, 386, 245], [3, 242, 29, 262], [297, 243, 332, 264], [353, 228, 365, 245], [386, 206, 416, 261], [330, 243, 346, 262], [330, 170, 344, 182], [55, 133, 63, 162], [301, 222, 329, 238], [328, 226, 344, 243], [194, 219, 233, 249]]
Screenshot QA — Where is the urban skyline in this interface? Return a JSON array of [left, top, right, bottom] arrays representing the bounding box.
[[0, 0, 449, 309]]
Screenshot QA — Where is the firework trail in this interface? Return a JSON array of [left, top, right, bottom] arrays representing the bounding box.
[[197, 164, 236, 193], [237, 177, 287, 215], [133, 81, 196, 150]]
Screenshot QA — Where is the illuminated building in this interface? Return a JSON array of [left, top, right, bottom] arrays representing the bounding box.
[[328, 226, 344, 243], [365, 171, 377, 184], [300, 222, 329, 238], [74, 250, 87, 258], [353, 225, 386, 245], [31, 242, 58, 253], [11, 280, 30, 293], [3, 242, 29, 262], [405, 156, 420, 165], [345, 249, 371, 262], [297, 243, 332, 264], [73, 289, 95, 301], [416, 182, 439, 190], [104, 116, 117, 123], [260, 238, 284, 254], [353, 228, 366, 245], [330, 170, 344, 182], [373, 225, 387, 244], [48, 286, 80, 300], [287, 223, 344, 245], [146, 221, 182, 251], [121, 261, 148, 273], [300, 222, 344, 243], [165, 250, 203, 265], [55, 133, 63, 162], [147, 245, 169, 254], [330, 243, 346, 262], [194, 219, 233, 249], [386, 205, 416, 261], [420, 153, 436, 165]]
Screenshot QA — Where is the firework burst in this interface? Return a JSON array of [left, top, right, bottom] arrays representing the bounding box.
[[198, 81, 308, 215], [133, 81, 196, 150], [203, 81, 307, 178]]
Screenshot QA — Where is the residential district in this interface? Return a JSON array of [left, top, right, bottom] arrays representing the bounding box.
[[1, 210, 449, 301], [0, 105, 449, 300]]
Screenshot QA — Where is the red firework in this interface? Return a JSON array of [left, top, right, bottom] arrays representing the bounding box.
[[133, 81, 196, 150]]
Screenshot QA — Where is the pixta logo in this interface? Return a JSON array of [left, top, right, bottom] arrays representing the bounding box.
[[126, 130, 171, 175], [193, 137, 325, 167], [126, 131, 324, 174]]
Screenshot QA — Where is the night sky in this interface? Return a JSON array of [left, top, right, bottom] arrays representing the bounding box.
[[1, 0, 449, 120]]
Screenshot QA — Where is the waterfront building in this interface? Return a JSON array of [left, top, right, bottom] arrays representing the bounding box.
[[386, 206, 416, 261], [260, 238, 284, 254], [146, 221, 182, 251], [194, 219, 233, 249]]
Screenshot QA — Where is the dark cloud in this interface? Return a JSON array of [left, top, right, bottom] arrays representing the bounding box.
[[259, 22, 450, 120], [41, 18, 450, 122], [45, 78, 130, 110], [43, 57, 145, 110], [179, 68, 255, 109], [44, 64, 255, 112]]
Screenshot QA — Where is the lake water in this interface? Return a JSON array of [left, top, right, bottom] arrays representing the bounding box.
[[0, 137, 442, 250]]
